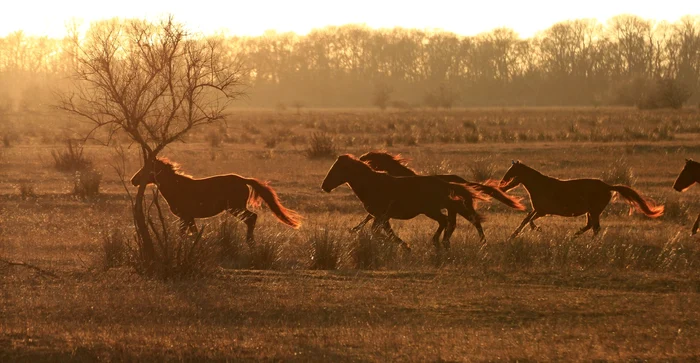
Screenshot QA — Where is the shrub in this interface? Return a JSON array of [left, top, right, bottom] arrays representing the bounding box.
[[305, 132, 337, 159], [131, 191, 222, 279], [52, 139, 92, 172], [217, 219, 248, 269], [469, 157, 498, 181], [101, 228, 130, 269], [602, 157, 636, 185], [17, 182, 36, 200], [638, 78, 692, 110], [372, 83, 393, 111], [352, 229, 396, 269], [249, 239, 281, 270], [205, 130, 223, 147], [74, 169, 102, 198], [423, 159, 452, 175], [309, 228, 341, 270]]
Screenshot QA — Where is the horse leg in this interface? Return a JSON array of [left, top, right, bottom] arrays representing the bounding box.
[[350, 214, 373, 233], [574, 213, 593, 236], [454, 201, 485, 243], [233, 209, 257, 244], [441, 210, 458, 249], [509, 211, 538, 240], [423, 211, 448, 251], [372, 218, 410, 251], [179, 218, 197, 235], [692, 212, 700, 236], [591, 213, 602, 236]]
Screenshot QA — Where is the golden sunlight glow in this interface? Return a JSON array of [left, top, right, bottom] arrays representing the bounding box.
[[1, 0, 699, 38]]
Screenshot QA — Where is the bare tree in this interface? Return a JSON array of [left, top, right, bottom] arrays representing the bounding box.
[[58, 16, 244, 273]]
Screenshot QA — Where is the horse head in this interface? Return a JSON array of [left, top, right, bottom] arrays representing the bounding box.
[[500, 160, 525, 191], [321, 154, 356, 192], [130, 158, 171, 187], [673, 159, 698, 192]]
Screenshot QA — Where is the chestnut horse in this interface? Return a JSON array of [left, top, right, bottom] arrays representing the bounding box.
[[321, 154, 489, 250], [351, 151, 525, 231], [131, 158, 301, 241], [500, 161, 664, 239], [672, 159, 700, 235]]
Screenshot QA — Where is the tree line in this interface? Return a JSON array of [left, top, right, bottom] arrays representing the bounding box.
[[1, 14, 699, 109]]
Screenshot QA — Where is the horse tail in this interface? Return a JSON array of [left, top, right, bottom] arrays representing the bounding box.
[[448, 183, 487, 223], [243, 178, 302, 228], [609, 185, 664, 218], [466, 181, 526, 211]]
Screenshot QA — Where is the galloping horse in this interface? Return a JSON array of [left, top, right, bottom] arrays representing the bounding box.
[[131, 158, 301, 241], [500, 161, 664, 239], [352, 151, 525, 231], [321, 154, 489, 250], [672, 159, 700, 235]]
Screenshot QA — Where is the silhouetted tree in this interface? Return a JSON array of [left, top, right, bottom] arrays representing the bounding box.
[[58, 17, 244, 274]]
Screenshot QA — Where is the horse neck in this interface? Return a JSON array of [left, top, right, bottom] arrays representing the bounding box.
[[344, 160, 382, 191], [692, 162, 700, 181], [383, 163, 417, 176], [515, 166, 550, 189], [154, 171, 186, 197]]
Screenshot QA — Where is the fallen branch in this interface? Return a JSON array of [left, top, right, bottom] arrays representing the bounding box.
[[0, 257, 62, 280]]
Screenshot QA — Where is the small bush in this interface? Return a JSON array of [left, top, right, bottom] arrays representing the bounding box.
[[217, 220, 248, 269], [249, 239, 281, 270], [305, 132, 337, 159], [469, 157, 498, 181], [264, 137, 278, 149], [423, 159, 452, 175], [352, 230, 396, 269], [602, 157, 636, 185], [309, 228, 340, 270], [372, 83, 393, 111], [638, 78, 692, 110], [205, 130, 223, 147], [17, 183, 36, 200], [52, 139, 92, 172], [74, 169, 102, 198], [101, 228, 130, 269]]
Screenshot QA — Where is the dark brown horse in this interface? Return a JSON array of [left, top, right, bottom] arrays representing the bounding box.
[[352, 151, 525, 231], [131, 158, 301, 241], [321, 154, 489, 250], [500, 161, 664, 239], [673, 159, 700, 235]]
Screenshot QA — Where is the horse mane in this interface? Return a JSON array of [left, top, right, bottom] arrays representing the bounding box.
[[156, 157, 192, 178], [359, 151, 417, 176]]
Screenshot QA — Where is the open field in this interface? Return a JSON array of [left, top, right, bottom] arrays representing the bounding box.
[[1, 107, 700, 361]]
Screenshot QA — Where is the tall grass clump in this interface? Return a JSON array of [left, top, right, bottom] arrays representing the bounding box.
[[305, 132, 337, 159], [74, 169, 102, 198], [52, 139, 92, 171], [308, 228, 341, 270], [131, 191, 222, 279], [101, 228, 130, 269], [351, 229, 397, 269], [17, 182, 36, 200], [602, 156, 636, 185], [469, 157, 498, 181]]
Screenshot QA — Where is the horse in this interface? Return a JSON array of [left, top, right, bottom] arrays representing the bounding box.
[[130, 157, 301, 241], [321, 154, 489, 250], [499, 160, 664, 239], [672, 159, 700, 235], [352, 151, 525, 231]]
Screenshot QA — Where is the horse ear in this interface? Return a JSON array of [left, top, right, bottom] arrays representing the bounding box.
[[687, 158, 692, 163], [511, 160, 516, 165]]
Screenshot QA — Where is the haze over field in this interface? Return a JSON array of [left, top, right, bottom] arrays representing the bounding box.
[[1, 0, 698, 38]]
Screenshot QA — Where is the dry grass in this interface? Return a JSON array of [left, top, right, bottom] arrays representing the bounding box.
[[1, 107, 699, 361]]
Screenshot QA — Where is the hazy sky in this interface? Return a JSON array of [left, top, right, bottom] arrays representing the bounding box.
[[2, 0, 699, 38]]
